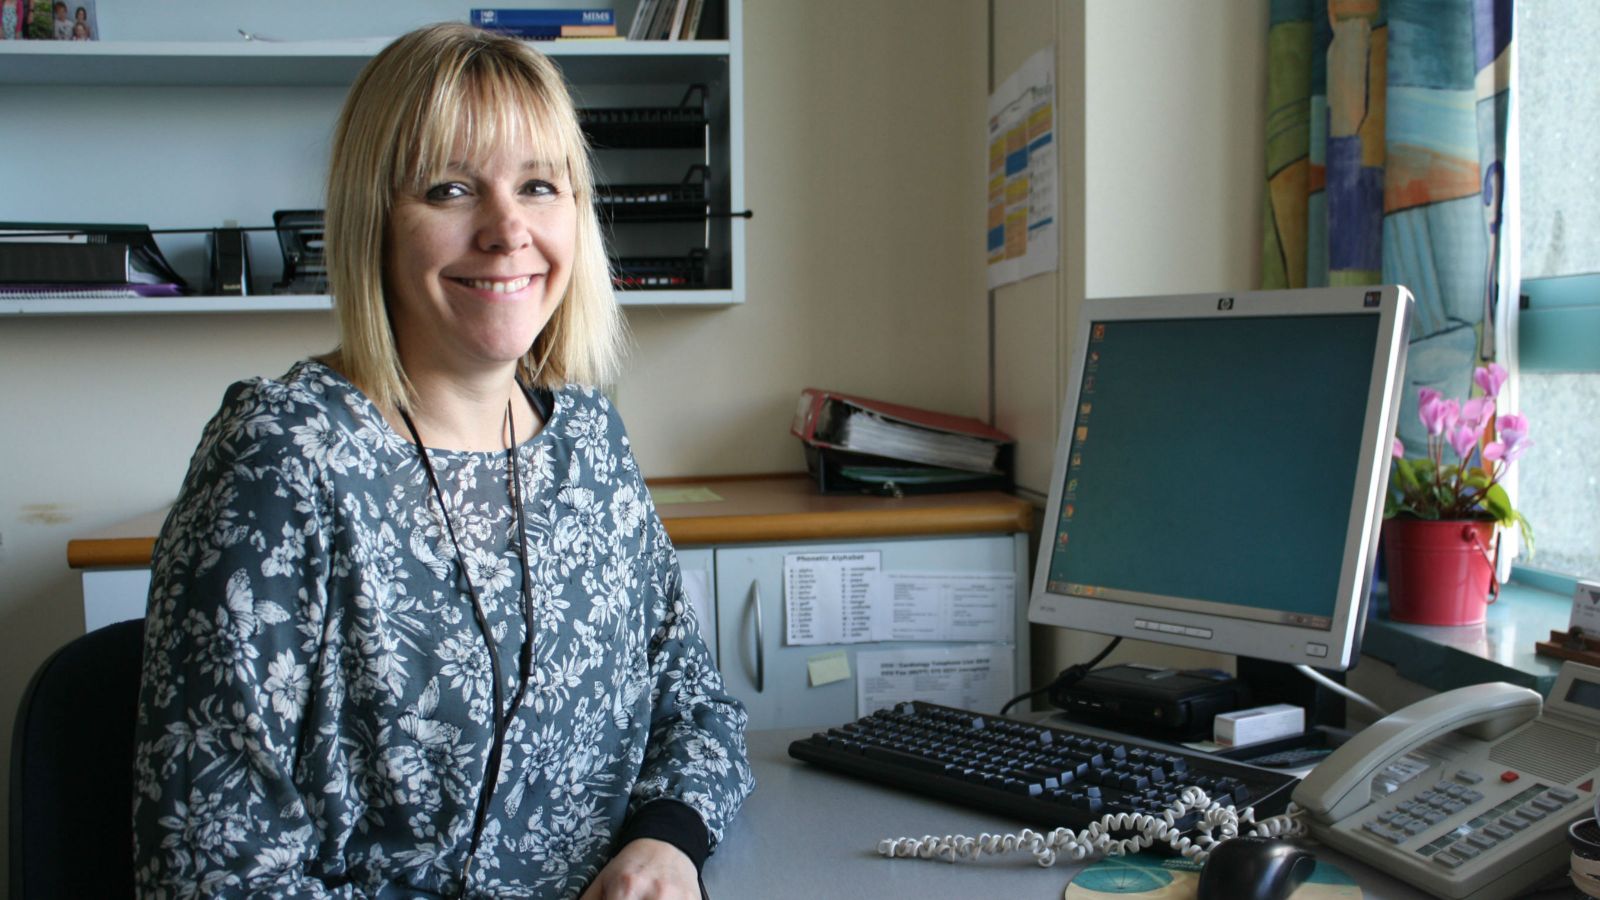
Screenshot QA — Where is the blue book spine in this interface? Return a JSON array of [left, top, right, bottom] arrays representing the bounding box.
[[471, 8, 616, 27]]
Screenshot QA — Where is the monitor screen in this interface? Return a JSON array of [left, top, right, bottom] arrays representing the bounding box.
[[1028, 286, 1412, 671]]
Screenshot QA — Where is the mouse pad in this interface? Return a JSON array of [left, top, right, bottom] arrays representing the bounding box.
[[1063, 853, 1361, 900]]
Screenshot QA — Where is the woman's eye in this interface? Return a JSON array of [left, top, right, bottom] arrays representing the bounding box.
[[523, 179, 560, 198], [424, 182, 468, 202]]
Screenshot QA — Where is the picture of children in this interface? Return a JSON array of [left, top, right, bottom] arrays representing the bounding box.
[[19, 0, 92, 39], [0, 0, 26, 40]]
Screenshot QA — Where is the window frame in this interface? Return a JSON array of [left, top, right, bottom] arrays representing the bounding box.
[[1510, 272, 1600, 594]]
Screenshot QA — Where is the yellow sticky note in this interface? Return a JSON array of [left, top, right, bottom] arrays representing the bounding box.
[[649, 486, 724, 505], [808, 650, 851, 687]]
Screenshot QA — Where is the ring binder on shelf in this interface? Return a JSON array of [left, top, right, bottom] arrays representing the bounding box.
[[791, 388, 1016, 497]]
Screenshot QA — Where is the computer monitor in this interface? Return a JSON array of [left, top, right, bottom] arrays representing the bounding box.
[[1028, 286, 1413, 671]]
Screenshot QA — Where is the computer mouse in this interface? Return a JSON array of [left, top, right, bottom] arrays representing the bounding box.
[[1195, 836, 1316, 900]]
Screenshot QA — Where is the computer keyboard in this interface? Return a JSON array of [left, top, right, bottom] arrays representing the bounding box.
[[788, 701, 1301, 833]]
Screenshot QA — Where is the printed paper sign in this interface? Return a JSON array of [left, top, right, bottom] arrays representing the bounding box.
[[856, 645, 1013, 716], [868, 571, 1014, 642], [784, 551, 882, 645]]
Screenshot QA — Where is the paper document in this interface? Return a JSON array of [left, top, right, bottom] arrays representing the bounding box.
[[986, 45, 1058, 289], [784, 551, 882, 645], [867, 571, 1014, 642], [856, 645, 1014, 716]]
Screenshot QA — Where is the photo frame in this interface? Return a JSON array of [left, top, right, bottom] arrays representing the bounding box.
[[0, 0, 97, 41]]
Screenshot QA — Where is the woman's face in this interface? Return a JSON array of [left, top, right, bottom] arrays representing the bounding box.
[[384, 133, 577, 383]]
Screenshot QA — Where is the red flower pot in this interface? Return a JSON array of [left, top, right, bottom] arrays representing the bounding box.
[[1383, 518, 1498, 626]]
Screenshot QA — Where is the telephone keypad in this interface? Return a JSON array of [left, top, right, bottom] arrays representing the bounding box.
[[1497, 814, 1529, 831], [1548, 787, 1580, 803]]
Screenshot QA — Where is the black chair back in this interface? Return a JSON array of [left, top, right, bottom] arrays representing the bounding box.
[[10, 618, 143, 899]]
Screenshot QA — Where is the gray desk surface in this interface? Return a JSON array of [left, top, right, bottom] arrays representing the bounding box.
[[702, 729, 1561, 900]]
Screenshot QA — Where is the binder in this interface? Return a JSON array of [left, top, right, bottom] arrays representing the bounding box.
[[791, 388, 1015, 496], [0, 241, 131, 284], [0, 222, 187, 290]]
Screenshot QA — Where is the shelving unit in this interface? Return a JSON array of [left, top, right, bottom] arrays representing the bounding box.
[[1, 1, 744, 317]]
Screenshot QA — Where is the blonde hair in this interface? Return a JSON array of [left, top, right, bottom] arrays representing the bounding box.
[[325, 22, 625, 410]]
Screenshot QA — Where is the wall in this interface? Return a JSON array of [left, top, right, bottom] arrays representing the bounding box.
[[989, 0, 1270, 682], [0, 0, 988, 881]]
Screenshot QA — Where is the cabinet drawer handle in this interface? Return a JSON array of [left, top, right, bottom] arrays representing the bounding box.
[[748, 579, 765, 693]]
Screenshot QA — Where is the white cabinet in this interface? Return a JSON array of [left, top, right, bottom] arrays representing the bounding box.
[[0, 0, 745, 316], [709, 534, 1031, 731]]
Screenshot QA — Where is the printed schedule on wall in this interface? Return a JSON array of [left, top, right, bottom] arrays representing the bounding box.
[[986, 45, 1058, 289]]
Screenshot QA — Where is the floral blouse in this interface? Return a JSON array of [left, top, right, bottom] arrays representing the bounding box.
[[132, 360, 753, 898]]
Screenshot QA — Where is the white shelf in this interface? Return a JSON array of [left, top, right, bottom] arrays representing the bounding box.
[[0, 38, 733, 86], [0, 290, 737, 317], [0, 294, 332, 316]]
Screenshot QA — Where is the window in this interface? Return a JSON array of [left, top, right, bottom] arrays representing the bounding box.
[[1517, 0, 1600, 582]]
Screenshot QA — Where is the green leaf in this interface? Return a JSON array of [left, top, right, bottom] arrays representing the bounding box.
[[1483, 483, 1515, 524], [1394, 458, 1421, 491], [1464, 470, 1491, 490]]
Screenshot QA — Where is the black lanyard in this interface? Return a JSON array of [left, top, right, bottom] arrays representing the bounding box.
[[397, 398, 537, 894]]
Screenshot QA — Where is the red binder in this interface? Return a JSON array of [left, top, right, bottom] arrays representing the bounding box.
[[790, 388, 1015, 496], [791, 388, 1013, 448]]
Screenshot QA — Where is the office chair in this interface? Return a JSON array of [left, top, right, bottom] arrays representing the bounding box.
[[10, 617, 143, 900]]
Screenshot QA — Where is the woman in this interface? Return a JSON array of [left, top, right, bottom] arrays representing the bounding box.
[[132, 23, 752, 899]]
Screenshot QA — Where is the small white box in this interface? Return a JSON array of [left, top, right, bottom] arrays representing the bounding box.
[[1568, 579, 1600, 636], [1214, 703, 1305, 748]]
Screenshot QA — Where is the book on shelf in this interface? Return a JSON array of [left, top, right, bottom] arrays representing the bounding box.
[[629, 0, 703, 40], [481, 23, 620, 39], [792, 387, 1012, 473], [470, 8, 616, 27]]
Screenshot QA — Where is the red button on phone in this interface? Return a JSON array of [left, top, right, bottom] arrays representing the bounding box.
[[1501, 771, 1520, 782]]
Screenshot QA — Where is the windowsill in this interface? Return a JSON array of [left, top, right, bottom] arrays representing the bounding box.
[[1361, 576, 1572, 696]]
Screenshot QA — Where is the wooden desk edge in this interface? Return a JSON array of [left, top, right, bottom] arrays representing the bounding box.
[[68, 536, 158, 570], [68, 480, 1034, 569]]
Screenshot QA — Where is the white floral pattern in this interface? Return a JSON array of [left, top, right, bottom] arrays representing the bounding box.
[[133, 360, 752, 898]]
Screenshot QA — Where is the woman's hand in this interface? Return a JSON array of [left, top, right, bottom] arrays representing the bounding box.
[[579, 838, 700, 900]]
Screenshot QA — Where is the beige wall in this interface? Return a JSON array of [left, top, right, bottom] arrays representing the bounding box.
[[0, 0, 988, 880], [989, 0, 1270, 682]]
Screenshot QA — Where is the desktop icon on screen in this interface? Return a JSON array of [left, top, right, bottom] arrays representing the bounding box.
[[1092, 323, 1106, 341]]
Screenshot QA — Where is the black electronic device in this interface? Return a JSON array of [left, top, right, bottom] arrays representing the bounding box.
[[788, 701, 1299, 832], [207, 227, 250, 296], [1049, 663, 1248, 742], [1196, 836, 1316, 900], [272, 209, 327, 294]]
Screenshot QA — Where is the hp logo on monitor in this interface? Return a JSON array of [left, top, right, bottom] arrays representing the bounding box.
[[1217, 297, 1234, 310]]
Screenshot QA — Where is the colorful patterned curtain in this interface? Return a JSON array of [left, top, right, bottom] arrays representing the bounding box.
[[1262, 0, 1516, 452]]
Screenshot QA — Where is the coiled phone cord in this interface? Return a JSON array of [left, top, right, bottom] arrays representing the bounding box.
[[877, 785, 1305, 867]]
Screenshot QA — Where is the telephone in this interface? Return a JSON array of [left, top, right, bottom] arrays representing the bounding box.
[[1294, 660, 1600, 900]]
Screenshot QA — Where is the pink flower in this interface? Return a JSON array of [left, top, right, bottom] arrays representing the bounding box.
[[1447, 424, 1479, 460], [1484, 413, 1533, 464], [1459, 396, 1494, 434], [1419, 396, 1459, 437], [1392, 438, 1405, 459], [1473, 363, 1508, 399]]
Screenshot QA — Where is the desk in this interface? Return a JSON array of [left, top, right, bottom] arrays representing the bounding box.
[[705, 729, 1451, 899], [66, 474, 1033, 631]]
